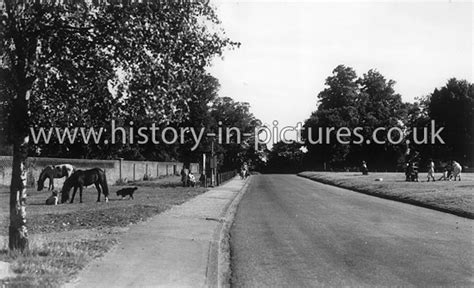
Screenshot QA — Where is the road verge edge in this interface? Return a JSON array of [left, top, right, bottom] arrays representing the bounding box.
[[213, 177, 251, 288]]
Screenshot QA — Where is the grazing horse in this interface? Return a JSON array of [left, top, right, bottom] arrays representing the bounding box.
[[61, 168, 109, 204], [37, 164, 75, 191]]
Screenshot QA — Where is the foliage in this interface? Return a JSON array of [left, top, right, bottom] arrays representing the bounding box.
[[0, 0, 240, 252], [176, 73, 221, 164], [302, 65, 360, 167], [417, 79, 473, 166], [301, 65, 473, 170], [302, 65, 410, 170], [209, 96, 264, 171], [265, 141, 304, 173], [355, 69, 408, 169], [1, 1, 238, 160]]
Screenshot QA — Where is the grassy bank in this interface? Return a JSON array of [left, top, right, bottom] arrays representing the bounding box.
[[298, 172, 474, 219], [0, 177, 207, 287]]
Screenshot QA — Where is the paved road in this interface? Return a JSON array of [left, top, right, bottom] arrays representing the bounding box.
[[230, 175, 473, 287]]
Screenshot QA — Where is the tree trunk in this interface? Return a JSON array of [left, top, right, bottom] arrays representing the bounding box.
[[9, 90, 29, 252], [4, 0, 35, 252]]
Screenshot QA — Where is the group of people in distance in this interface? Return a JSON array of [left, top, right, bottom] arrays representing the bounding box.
[[180, 167, 198, 187], [407, 159, 462, 182], [360, 159, 463, 182], [181, 161, 249, 187], [427, 159, 462, 182]]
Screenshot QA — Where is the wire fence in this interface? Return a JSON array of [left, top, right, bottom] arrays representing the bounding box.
[[217, 170, 237, 185], [201, 170, 238, 188]]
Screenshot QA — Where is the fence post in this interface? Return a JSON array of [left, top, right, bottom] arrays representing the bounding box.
[[133, 163, 136, 181], [118, 158, 123, 182]]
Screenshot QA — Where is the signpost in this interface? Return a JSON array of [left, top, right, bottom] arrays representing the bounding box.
[[210, 141, 215, 186]]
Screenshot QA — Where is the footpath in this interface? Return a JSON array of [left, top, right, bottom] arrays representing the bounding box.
[[67, 176, 250, 288]]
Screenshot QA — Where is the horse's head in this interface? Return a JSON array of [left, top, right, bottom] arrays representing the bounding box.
[[60, 187, 69, 203], [37, 169, 45, 191], [37, 167, 53, 191], [37, 179, 44, 191]]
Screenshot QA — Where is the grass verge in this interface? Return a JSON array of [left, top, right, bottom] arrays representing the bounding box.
[[0, 238, 118, 288], [0, 177, 207, 287], [298, 172, 474, 219]]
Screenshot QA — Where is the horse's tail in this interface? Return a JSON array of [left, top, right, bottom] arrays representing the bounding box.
[[101, 170, 109, 197]]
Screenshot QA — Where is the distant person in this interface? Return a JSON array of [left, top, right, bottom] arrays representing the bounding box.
[[427, 159, 435, 182], [188, 172, 196, 187], [199, 173, 206, 187], [438, 167, 449, 181], [406, 161, 418, 182], [411, 162, 419, 182], [240, 162, 249, 179], [180, 167, 190, 187], [405, 162, 411, 181], [451, 160, 462, 181], [361, 161, 368, 175], [445, 162, 453, 180]]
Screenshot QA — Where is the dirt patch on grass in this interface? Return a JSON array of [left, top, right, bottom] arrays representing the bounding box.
[[298, 172, 474, 219], [23, 205, 164, 234], [0, 177, 207, 287]]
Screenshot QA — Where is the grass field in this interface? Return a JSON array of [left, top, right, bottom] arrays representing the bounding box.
[[0, 176, 207, 287], [298, 172, 474, 219]]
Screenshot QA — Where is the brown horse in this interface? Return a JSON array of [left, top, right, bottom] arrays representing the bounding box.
[[60, 168, 109, 204], [37, 164, 75, 191]]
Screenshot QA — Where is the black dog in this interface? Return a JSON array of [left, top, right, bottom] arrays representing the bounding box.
[[116, 187, 138, 199]]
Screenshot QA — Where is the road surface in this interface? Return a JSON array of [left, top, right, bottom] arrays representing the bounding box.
[[230, 175, 473, 287]]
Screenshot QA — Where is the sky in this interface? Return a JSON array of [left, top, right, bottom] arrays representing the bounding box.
[[206, 0, 473, 141]]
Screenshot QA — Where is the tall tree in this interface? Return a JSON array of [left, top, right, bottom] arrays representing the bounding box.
[[209, 96, 263, 171], [302, 65, 360, 168], [0, 0, 235, 251], [0, 0, 62, 251], [303, 66, 410, 170], [355, 69, 407, 169], [27, 1, 236, 161], [176, 73, 220, 165], [426, 78, 473, 165]]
